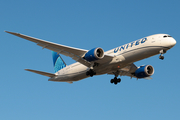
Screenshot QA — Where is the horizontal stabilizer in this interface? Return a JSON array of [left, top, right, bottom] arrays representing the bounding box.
[[25, 69, 55, 77]]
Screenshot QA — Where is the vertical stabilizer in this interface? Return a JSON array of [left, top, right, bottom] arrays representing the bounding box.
[[52, 51, 66, 73]]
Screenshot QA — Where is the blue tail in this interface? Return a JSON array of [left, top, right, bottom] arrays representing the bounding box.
[[52, 51, 66, 73]]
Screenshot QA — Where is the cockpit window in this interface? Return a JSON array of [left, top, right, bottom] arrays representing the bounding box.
[[163, 35, 172, 38]]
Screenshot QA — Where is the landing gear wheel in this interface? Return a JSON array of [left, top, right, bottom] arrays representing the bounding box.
[[117, 78, 121, 83], [159, 50, 166, 60], [86, 69, 96, 77], [90, 73, 94, 77], [86, 71, 90, 76], [110, 77, 121, 85], [159, 55, 164, 60]]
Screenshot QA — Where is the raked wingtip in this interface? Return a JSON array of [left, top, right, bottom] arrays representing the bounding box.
[[5, 31, 13, 34]]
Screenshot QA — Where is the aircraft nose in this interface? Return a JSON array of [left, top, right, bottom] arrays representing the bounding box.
[[169, 38, 176, 47]]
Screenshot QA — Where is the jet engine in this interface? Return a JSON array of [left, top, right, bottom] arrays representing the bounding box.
[[84, 47, 104, 62], [135, 65, 154, 78]]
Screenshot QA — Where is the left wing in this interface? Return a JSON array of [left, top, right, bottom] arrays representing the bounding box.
[[108, 63, 152, 80], [6, 31, 113, 67]]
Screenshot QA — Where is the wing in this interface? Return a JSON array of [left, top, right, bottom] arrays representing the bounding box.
[[108, 63, 152, 80], [119, 63, 137, 78], [6, 31, 113, 67]]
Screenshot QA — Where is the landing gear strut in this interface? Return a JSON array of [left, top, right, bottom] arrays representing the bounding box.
[[110, 70, 121, 85], [86, 69, 96, 77], [110, 77, 121, 85], [86, 62, 97, 77], [159, 49, 166, 60]]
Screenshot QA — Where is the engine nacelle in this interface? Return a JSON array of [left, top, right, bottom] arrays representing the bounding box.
[[135, 65, 154, 78], [84, 47, 104, 62]]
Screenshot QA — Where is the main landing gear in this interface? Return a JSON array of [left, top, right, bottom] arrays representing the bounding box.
[[86, 69, 121, 85], [159, 49, 166, 60], [110, 70, 121, 85], [86, 62, 99, 77], [86, 69, 96, 77], [110, 77, 121, 85]]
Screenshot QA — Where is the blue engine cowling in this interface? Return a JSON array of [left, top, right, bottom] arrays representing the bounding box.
[[135, 65, 154, 78], [84, 47, 104, 62]]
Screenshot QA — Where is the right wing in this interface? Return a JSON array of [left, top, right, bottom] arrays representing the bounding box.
[[5, 31, 87, 56], [6, 31, 92, 67]]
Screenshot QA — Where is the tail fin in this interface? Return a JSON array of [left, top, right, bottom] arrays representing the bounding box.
[[52, 51, 66, 73]]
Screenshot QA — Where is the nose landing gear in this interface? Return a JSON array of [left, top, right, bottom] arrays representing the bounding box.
[[159, 50, 166, 60], [159, 55, 164, 60]]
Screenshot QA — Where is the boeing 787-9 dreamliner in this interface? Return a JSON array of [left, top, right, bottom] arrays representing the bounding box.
[[6, 31, 176, 85]]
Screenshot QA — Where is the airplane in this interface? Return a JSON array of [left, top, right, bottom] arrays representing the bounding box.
[[6, 31, 176, 85]]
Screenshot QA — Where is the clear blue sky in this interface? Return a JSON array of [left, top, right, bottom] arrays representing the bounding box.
[[1, 0, 180, 120]]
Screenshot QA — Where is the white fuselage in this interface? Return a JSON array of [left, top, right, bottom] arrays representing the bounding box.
[[49, 34, 176, 82]]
